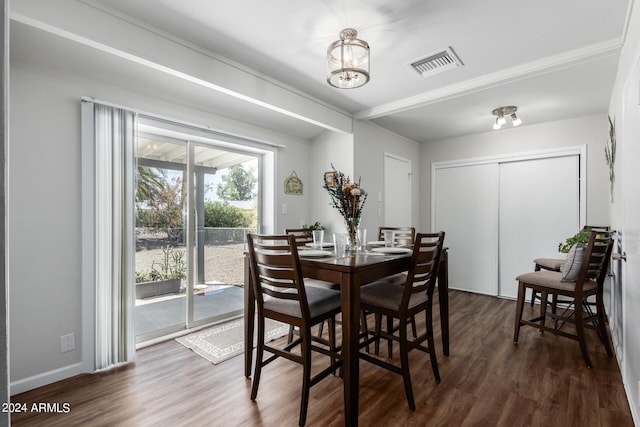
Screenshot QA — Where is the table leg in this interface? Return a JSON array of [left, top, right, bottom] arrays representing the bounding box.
[[438, 250, 449, 356], [341, 272, 360, 426], [244, 255, 255, 378]]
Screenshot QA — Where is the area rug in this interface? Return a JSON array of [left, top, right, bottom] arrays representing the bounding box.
[[176, 317, 289, 365]]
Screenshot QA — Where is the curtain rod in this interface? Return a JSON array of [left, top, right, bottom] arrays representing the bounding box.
[[81, 96, 286, 149]]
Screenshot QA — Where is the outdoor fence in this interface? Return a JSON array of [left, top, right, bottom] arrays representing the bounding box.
[[136, 227, 257, 246]]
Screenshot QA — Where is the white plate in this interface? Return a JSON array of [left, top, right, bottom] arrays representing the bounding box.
[[368, 240, 386, 246], [304, 242, 334, 248], [298, 250, 333, 258], [371, 247, 412, 255]]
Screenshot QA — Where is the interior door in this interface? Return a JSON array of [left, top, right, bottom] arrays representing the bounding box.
[[384, 154, 411, 226], [498, 155, 580, 298], [433, 163, 499, 295]]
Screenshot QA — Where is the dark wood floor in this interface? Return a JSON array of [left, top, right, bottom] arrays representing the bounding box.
[[11, 290, 634, 426]]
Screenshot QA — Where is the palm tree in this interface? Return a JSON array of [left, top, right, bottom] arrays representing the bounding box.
[[136, 166, 165, 202]]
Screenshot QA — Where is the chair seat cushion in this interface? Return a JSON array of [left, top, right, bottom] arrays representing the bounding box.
[[305, 278, 340, 290], [360, 280, 427, 312], [516, 270, 597, 294], [384, 272, 408, 286], [264, 286, 341, 319], [533, 258, 564, 272]]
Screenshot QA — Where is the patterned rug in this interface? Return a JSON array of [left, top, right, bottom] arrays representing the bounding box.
[[176, 317, 289, 364]]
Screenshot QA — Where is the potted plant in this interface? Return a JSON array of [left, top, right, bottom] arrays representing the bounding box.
[[301, 221, 325, 237], [136, 246, 187, 298], [557, 226, 599, 253]]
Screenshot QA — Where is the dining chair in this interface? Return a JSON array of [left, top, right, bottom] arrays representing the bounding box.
[[284, 229, 371, 351], [284, 228, 314, 247], [514, 230, 614, 368], [370, 226, 418, 349], [284, 227, 339, 344], [378, 226, 416, 246], [530, 225, 610, 307], [359, 232, 445, 410], [247, 233, 342, 426]]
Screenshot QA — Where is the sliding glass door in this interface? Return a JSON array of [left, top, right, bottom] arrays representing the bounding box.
[[134, 127, 259, 343], [135, 135, 187, 340]]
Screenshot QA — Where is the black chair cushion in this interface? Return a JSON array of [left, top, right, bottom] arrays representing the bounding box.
[[361, 280, 428, 311], [263, 286, 341, 318], [305, 278, 341, 291], [384, 272, 408, 286]]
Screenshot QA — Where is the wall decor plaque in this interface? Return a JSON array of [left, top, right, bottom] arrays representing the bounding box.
[[284, 170, 303, 195]]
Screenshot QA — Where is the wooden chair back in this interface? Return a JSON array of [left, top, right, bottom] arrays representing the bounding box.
[[400, 232, 445, 313], [583, 225, 610, 232], [577, 230, 614, 294], [378, 226, 416, 246], [247, 234, 310, 323], [284, 228, 313, 247]]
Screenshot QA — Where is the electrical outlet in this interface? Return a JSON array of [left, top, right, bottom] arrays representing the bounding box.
[[60, 333, 75, 353]]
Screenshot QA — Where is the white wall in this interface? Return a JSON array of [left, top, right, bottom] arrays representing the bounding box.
[[607, 0, 640, 422], [354, 120, 420, 236], [419, 114, 610, 232], [9, 49, 314, 394], [309, 129, 354, 236]]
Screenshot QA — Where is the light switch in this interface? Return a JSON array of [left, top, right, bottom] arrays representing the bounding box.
[[377, 192, 383, 202], [282, 204, 288, 214]]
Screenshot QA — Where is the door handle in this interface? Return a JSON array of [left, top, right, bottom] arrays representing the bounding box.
[[612, 252, 627, 262]]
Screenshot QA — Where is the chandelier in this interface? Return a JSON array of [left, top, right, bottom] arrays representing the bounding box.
[[492, 106, 522, 130], [327, 28, 370, 89]]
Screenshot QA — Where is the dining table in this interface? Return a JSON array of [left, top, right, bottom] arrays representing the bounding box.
[[243, 244, 449, 427]]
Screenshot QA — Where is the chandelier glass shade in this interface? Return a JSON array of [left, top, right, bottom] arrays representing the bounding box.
[[327, 28, 370, 89]]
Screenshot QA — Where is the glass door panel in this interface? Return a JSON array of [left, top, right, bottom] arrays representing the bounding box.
[[191, 143, 258, 325], [135, 136, 188, 341]]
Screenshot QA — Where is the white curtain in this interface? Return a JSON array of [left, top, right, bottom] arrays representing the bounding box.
[[86, 102, 137, 370]]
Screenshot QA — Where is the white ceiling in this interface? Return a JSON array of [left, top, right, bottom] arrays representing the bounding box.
[[11, 0, 632, 143]]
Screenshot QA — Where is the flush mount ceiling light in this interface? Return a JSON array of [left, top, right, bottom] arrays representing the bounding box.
[[327, 28, 370, 89], [492, 106, 522, 130]]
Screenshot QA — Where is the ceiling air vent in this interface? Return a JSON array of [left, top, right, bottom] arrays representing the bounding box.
[[409, 47, 463, 78]]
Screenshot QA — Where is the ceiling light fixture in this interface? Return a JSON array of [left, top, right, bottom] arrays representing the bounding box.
[[327, 28, 370, 89], [492, 106, 521, 130]]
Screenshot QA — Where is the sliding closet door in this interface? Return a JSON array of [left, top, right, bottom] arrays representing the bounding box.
[[498, 155, 580, 298], [433, 148, 583, 298], [433, 163, 499, 295]]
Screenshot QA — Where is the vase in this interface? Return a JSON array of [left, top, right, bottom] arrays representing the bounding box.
[[344, 218, 359, 250]]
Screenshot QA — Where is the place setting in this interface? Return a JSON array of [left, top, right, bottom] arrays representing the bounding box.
[[369, 246, 412, 255], [364, 230, 412, 256], [298, 249, 334, 258], [298, 229, 334, 258]]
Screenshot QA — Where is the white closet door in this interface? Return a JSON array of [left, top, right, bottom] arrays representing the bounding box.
[[384, 154, 411, 226], [498, 155, 580, 298], [434, 163, 499, 295]]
